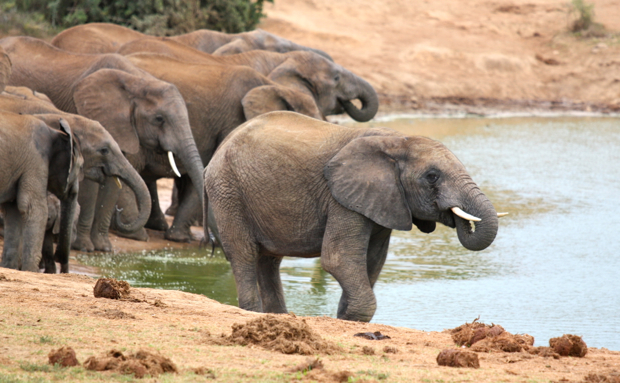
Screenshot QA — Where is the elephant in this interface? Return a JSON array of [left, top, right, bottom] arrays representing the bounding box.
[[0, 88, 153, 270], [0, 46, 10, 93], [204, 111, 500, 322], [116, 37, 378, 122], [0, 36, 204, 251], [112, 53, 322, 242], [0, 111, 82, 273], [50, 22, 333, 60]]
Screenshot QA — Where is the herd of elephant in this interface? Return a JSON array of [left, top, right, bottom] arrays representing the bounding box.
[[0, 23, 501, 322]]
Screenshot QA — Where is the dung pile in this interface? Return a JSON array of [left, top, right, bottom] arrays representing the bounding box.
[[449, 319, 534, 353], [288, 358, 352, 382], [84, 349, 177, 378], [93, 278, 131, 300], [582, 372, 620, 383], [48, 347, 79, 367], [436, 349, 480, 368], [225, 314, 342, 355], [550, 334, 588, 357]]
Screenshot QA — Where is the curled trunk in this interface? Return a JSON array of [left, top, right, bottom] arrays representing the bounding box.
[[113, 168, 152, 233], [340, 75, 379, 122], [454, 188, 498, 251]]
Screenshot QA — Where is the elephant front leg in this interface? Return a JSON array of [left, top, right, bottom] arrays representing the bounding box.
[[41, 230, 56, 274], [73, 179, 98, 252], [90, 177, 121, 252], [165, 176, 199, 242], [17, 194, 47, 272], [257, 253, 287, 313], [145, 179, 169, 231], [321, 205, 376, 322]]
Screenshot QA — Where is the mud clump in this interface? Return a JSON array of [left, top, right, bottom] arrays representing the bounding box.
[[449, 319, 534, 353], [93, 278, 131, 300], [550, 334, 588, 357], [48, 347, 79, 367], [437, 349, 480, 368], [84, 349, 177, 378], [225, 314, 341, 355]]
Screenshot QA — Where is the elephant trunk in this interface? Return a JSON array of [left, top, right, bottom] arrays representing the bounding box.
[[339, 75, 379, 123], [113, 164, 152, 233], [453, 185, 498, 251], [178, 137, 205, 201]]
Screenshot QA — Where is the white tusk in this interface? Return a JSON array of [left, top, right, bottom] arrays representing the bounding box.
[[497, 212, 509, 217], [114, 177, 122, 189], [451, 207, 481, 222], [168, 151, 181, 177]]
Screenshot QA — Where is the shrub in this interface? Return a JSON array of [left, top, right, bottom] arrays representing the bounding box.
[[568, 0, 595, 32], [8, 0, 273, 35]]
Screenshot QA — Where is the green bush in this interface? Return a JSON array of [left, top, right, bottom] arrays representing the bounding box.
[[8, 0, 273, 35], [568, 0, 595, 32]]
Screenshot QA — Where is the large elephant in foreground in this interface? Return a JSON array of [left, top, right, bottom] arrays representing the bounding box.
[[0, 112, 82, 273], [0, 36, 204, 251], [0, 88, 152, 271], [116, 37, 378, 122], [51, 23, 332, 60], [204, 112, 500, 322], [112, 53, 321, 242]]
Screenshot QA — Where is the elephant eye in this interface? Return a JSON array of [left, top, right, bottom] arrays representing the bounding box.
[[426, 172, 440, 184], [99, 147, 109, 156], [334, 74, 341, 82], [155, 115, 165, 124]]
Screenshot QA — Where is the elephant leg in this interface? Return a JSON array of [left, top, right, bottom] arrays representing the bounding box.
[[145, 179, 169, 231], [165, 176, 198, 242], [111, 183, 149, 242], [73, 179, 98, 252], [164, 180, 179, 216], [0, 203, 22, 270], [321, 203, 375, 322], [257, 253, 287, 313], [41, 230, 56, 274], [336, 226, 391, 316], [90, 177, 121, 252], [17, 193, 47, 272]]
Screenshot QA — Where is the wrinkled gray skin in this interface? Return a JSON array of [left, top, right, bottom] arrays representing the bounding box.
[[205, 112, 499, 322], [51, 23, 333, 60], [36, 193, 80, 272], [113, 53, 321, 242], [0, 88, 151, 270], [0, 112, 82, 273], [116, 37, 378, 122], [0, 36, 204, 252]]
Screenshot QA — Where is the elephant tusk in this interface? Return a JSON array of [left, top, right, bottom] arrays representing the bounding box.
[[451, 207, 482, 222], [497, 212, 509, 217], [168, 151, 181, 178], [114, 177, 122, 189]]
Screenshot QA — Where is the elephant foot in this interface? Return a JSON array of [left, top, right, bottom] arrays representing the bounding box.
[[91, 232, 113, 252], [145, 214, 169, 232], [165, 226, 193, 243], [72, 235, 95, 252], [113, 227, 149, 242]]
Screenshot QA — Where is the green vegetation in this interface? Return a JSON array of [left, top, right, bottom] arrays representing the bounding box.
[[1, 0, 273, 38], [567, 0, 606, 37]]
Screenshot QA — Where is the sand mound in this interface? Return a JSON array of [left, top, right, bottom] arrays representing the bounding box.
[[224, 314, 342, 355], [83, 349, 178, 378], [48, 347, 79, 367], [93, 278, 131, 300], [449, 319, 534, 353], [549, 334, 588, 357], [436, 349, 480, 368]]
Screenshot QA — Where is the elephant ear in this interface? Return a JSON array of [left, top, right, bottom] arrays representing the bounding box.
[[242, 85, 322, 120], [73, 69, 140, 154], [324, 135, 413, 231]]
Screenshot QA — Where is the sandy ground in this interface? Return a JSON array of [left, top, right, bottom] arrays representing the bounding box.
[[2, 1, 620, 381], [261, 0, 620, 114]]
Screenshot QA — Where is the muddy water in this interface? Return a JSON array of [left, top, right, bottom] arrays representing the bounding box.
[[77, 116, 620, 350]]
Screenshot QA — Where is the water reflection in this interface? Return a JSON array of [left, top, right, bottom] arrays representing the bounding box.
[[77, 116, 620, 350]]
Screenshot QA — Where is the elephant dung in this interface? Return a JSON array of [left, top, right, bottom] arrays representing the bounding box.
[[48, 346, 80, 367], [83, 349, 177, 378], [549, 334, 588, 357], [436, 349, 480, 368], [225, 314, 342, 355], [449, 319, 505, 347], [93, 278, 131, 300]]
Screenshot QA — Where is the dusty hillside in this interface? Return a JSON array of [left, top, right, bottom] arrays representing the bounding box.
[[261, 0, 620, 113]]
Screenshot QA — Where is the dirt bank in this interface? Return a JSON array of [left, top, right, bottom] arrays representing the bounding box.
[[261, 0, 620, 114]]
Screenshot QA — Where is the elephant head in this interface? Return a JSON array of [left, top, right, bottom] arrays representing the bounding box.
[[325, 133, 498, 251], [72, 69, 205, 231], [268, 52, 379, 122], [0, 45, 11, 93], [241, 85, 323, 120]]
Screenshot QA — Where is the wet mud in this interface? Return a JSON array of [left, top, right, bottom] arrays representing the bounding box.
[[83, 349, 178, 378], [436, 349, 480, 368]]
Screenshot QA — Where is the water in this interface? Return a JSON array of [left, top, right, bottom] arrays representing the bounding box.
[[77, 116, 620, 350]]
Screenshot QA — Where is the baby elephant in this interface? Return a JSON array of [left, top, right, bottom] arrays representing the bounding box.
[[204, 111, 499, 322]]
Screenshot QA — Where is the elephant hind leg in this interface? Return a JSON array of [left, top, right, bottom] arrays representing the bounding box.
[[257, 252, 287, 314], [144, 179, 169, 232], [165, 177, 199, 243], [1, 202, 22, 270]]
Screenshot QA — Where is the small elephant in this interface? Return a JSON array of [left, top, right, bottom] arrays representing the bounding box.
[[51, 23, 332, 60], [37, 193, 80, 272], [204, 112, 500, 322], [0, 112, 82, 272]]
